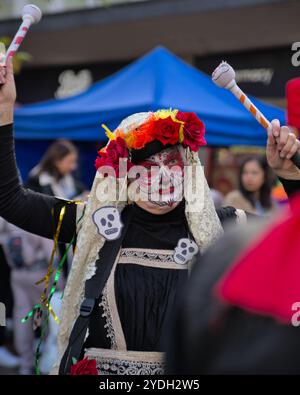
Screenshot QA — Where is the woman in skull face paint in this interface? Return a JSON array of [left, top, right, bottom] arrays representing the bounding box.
[[129, 145, 185, 214], [0, 58, 300, 375], [80, 140, 199, 375]]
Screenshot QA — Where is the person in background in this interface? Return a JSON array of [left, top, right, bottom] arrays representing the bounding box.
[[24, 142, 88, 373], [26, 140, 88, 278], [26, 139, 86, 201], [224, 155, 277, 216], [210, 188, 224, 209]]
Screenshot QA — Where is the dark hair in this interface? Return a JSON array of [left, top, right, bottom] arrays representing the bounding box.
[[239, 155, 272, 209], [37, 139, 78, 180]]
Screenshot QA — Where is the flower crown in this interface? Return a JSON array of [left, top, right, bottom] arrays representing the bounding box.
[[95, 109, 206, 176]]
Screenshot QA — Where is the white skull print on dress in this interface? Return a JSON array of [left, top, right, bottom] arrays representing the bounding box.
[[173, 238, 199, 265], [93, 206, 123, 240]]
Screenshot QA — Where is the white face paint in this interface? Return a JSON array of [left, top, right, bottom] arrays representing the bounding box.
[[135, 146, 185, 207], [173, 238, 199, 265], [93, 206, 123, 240]]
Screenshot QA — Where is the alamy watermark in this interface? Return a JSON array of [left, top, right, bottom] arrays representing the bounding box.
[[93, 161, 206, 213], [291, 42, 300, 67], [291, 302, 300, 326]]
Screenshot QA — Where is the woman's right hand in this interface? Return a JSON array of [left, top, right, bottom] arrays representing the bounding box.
[[0, 56, 16, 126]]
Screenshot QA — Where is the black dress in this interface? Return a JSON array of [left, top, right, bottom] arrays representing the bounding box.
[[84, 201, 189, 349]]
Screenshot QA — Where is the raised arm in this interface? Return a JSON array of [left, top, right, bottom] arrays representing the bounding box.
[[0, 57, 77, 243], [217, 120, 300, 225], [266, 119, 300, 197]]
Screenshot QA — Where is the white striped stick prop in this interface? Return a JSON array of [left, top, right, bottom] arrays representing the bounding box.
[[4, 4, 42, 62], [212, 61, 300, 169]]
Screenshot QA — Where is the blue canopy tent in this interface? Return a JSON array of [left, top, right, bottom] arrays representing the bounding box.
[[14, 46, 285, 186]]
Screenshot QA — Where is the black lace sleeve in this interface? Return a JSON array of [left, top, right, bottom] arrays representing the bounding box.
[[0, 123, 77, 243], [217, 206, 257, 227], [216, 206, 237, 225]]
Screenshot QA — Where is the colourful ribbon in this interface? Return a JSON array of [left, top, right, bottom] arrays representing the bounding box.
[[21, 200, 85, 374]]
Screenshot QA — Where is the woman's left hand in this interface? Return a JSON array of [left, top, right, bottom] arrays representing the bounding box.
[[266, 119, 300, 180]]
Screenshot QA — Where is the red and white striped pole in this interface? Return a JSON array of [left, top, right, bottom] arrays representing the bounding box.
[[4, 4, 42, 62], [212, 61, 271, 129], [212, 61, 300, 169]]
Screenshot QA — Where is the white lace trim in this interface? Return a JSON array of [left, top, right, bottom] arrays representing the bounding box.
[[84, 327, 90, 343], [98, 249, 126, 351], [85, 348, 164, 375], [56, 176, 117, 366], [184, 151, 224, 252], [235, 209, 247, 225], [119, 248, 188, 269], [99, 286, 117, 350], [85, 259, 97, 280], [120, 248, 174, 262]]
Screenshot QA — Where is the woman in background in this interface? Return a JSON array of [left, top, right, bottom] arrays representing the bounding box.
[[224, 155, 277, 216], [26, 140, 87, 278], [24, 141, 88, 373], [26, 139, 86, 201]]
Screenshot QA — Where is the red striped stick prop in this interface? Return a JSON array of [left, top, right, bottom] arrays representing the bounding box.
[[4, 4, 42, 62], [212, 61, 300, 169]]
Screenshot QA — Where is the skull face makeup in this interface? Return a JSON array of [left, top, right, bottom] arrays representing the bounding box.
[[173, 238, 199, 265], [135, 146, 185, 207], [93, 206, 123, 240]]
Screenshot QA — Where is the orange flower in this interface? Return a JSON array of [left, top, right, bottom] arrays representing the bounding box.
[[124, 132, 136, 149], [131, 118, 156, 149]]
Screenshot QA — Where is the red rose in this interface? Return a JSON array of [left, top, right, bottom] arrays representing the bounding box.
[[176, 111, 206, 151], [107, 137, 128, 160], [95, 137, 133, 177], [153, 116, 181, 146], [70, 358, 98, 375], [95, 151, 109, 169]]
